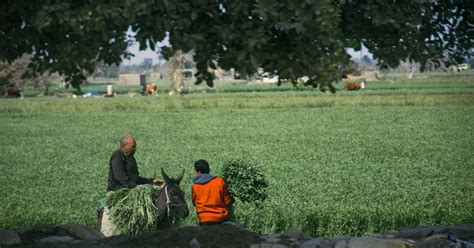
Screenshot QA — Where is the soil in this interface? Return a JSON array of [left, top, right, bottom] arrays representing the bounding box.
[[104, 225, 261, 248], [14, 225, 261, 248]]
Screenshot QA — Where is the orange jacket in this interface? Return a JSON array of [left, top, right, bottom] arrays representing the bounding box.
[[192, 174, 234, 223]]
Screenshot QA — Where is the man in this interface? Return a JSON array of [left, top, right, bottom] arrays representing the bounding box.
[[192, 159, 234, 226], [107, 135, 162, 191], [101, 135, 163, 236]]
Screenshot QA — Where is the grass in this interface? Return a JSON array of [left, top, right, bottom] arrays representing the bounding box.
[[0, 73, 473, 237]]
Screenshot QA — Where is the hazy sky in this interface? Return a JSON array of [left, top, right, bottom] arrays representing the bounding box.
[[347, 44, 372, 59], [122, 40, 372, 65], [122, 30, 167, 65], [122, 42, 163, 65]]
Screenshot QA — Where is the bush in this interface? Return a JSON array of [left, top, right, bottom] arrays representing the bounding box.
[[222, 158, 268, 203]]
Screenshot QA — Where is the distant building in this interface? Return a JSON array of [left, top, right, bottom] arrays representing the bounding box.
[[142, 58, 153, 67], [119, 74, 146, 85], [150, 73, 162, 80]]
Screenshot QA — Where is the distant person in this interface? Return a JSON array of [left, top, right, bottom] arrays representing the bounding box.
[[192, 159, 234, 226], [101, 135, 163, 236]]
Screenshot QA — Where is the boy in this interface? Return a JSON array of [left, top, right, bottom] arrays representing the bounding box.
[[192, 159, 234, 225]]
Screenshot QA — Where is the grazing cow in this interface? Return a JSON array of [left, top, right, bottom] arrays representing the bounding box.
[[344, 82, 365, 91], [142, 83, 157, 95], [1, 84, 22, 98]]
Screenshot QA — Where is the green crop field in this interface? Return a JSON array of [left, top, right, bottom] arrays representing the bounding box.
[[1, 74, 473, 237]]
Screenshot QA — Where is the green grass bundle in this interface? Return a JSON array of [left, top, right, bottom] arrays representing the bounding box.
[[222, 158, 268, 203], [106, 185, 161, 235]]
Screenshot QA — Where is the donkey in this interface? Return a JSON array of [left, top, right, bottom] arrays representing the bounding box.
[[97, 168, 189, 232], [154, 168, 189, 228]]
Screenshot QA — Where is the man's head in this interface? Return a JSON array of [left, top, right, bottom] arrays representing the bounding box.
[[120, 135, 136, 157], [194, 159, 210, 174]]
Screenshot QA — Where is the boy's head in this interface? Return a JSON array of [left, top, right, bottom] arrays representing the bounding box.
[[194, 159, 210, 174]]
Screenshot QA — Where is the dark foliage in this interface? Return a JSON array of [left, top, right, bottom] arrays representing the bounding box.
[[0, 1, 472, 91]]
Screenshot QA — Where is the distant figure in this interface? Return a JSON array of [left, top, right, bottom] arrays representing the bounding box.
[[192, 159, 234, 226]]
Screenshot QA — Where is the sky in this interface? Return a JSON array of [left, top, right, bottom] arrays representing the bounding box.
[[122, 29, 168, 65], [346, 44, 372, 60], [122, 40, 372, 65], [122, 42, 162, 65]]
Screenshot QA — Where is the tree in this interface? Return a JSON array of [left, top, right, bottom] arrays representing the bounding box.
[[168, 50, 185, 95], [0, 57, 52, 95], [465, 58, 474, 69], [0, 1, 472, 92], [92, 63, 119, 79], [0, 58, 30, 87]]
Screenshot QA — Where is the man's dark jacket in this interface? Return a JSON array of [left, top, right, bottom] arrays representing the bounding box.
[[107, 149, 153, 191]]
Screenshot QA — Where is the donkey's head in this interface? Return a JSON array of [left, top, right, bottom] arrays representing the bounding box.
[[155, 168, 189, 224]]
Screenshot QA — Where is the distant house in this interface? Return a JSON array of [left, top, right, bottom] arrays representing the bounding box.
[[118, 74, 146, 85], [150, 73, 162, 80], [142, 58, 153, 67], [184, 69, 194, 78]]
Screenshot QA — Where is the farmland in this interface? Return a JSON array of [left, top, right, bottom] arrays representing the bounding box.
[[0, 74, 473, 237]]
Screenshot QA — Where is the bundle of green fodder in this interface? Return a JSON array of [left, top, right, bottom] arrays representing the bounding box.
[[106, 185, 161, 235], [222, 158, 268, 203]]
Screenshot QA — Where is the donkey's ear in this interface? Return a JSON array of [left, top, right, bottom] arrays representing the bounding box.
[[174, 168, 185, 184], [161, 168, 171, 184]]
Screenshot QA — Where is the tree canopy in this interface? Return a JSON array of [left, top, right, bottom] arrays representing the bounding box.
[[0, 0, 472, 91]]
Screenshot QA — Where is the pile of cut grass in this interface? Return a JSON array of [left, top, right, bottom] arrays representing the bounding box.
[[106, 185, 161, 235]]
